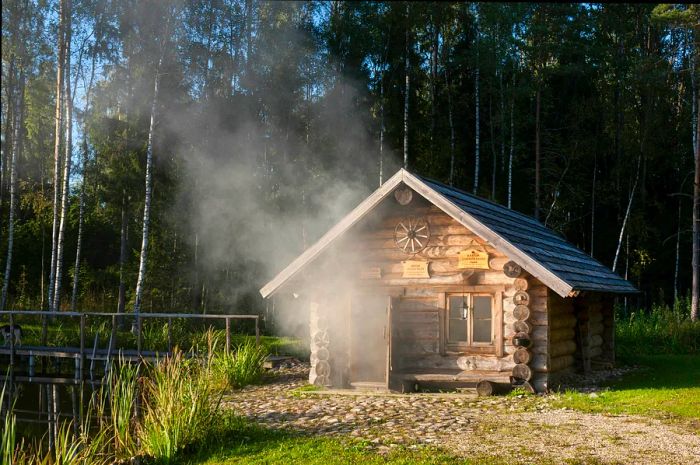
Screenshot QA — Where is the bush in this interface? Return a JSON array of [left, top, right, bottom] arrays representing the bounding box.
[[214, 340, 268, 389]]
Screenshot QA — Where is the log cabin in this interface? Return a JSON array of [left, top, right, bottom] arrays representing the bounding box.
[[260, 169, 637, 393]]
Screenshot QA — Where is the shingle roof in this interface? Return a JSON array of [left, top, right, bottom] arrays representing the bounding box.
[[417, 175, 637, 295], [260, 169, 637, 298]]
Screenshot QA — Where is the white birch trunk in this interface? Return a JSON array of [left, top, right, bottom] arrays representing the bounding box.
[[0, 72, 24, 311], [48, 0, 66, 310], [53, 0, 73, 312], [70, 53, 96, 312], [473, 5, 480, 194], [612, 155, 642, 273], [134, 54, 163, 315]]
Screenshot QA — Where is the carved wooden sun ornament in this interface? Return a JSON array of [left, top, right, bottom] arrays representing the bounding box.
[[394, 216, 430, 254]]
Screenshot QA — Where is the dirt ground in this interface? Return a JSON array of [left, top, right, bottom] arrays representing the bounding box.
[[222, 362, 700, 465]]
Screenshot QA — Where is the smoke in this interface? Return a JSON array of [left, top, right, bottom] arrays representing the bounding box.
[[159, 12, 400, 343]]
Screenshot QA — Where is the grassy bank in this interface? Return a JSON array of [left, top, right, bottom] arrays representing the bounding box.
[[553, 303, 700, 422], [1, 336, 271, 464], [177, 420, 502, 465]]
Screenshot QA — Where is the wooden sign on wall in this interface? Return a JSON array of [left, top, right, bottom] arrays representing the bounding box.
[[402, 260, 430, 278], [457, 248, 490, 269], [360, 267, 382, 280]]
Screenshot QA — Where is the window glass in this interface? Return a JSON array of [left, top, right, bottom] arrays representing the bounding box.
[[449, 322, 467, 342], [449, 296, 466, 319], [448, 296, 468, 342], [472, 296, 492, 343]]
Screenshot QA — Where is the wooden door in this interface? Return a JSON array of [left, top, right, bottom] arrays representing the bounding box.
[[349, 294, 389, 386]]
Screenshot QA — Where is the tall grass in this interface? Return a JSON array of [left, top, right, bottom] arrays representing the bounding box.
[[139, 350, 222, 463], [1, 382, 18, 465], [616, 300, 700, 357], [104, 360, 140, 459], [214, 340, 269, 389], [8, 338, 268, 464]]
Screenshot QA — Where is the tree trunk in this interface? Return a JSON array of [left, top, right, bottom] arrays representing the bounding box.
[[134, 53, 164, 316], [489, 94, 496, 200], [0, 71, 24, 311], [446, 57, 455, 186], [692, 94, 699, 322], [613, 155, 642, 273], [403, 3, 410, 170], [430, 16, 439, 157], [473, 5, 480, 194], [47, 0, 67, 312], [70, 50, 97, 312], [674, 198, 681, 304], [379, 73, 385, 186], [508, 67, 515, 209], [53, 0, 73, 312], [590, 153, 596, 257], [534, 83, 541, 220], [0, 56, 15, 214]]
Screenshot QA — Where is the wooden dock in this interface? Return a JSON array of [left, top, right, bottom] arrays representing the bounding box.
[[0, 310, 262, 382]]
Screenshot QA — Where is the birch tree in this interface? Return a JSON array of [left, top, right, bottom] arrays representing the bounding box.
[[133, 17, 169, 317], [71, 43, 98, 311], [52, 0, 73, 312], [47, 0, 67, 311], [0, 71, 24, 312]]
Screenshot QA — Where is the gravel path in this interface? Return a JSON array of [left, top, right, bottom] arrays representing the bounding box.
[[222, 362, 700, 465]]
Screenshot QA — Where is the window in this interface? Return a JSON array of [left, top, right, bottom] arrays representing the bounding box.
[[447, 294, 494, 349]]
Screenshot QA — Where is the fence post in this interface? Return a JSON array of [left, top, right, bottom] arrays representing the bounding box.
[[168, 317, 173, 353], [137, 315, 142, 357], [225, 317, 231, 353], [79, 314, 86, 380], [255, 316, 260, 346]]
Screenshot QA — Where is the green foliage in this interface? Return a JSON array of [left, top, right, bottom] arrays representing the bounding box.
[[214, 340, 269, 389], [139, 350, 222, 464], [616, 301, 700, 356]]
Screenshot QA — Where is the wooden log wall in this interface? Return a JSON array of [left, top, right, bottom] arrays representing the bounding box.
[[574, 293, 615, 368], [338, 203, 517, 377], [543, 292, 578, 380]]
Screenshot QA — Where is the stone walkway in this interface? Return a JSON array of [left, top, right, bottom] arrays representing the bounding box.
[[222, 361, 700, 465]]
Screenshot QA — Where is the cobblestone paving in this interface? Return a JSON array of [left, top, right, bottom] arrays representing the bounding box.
[[222, 361, 700, 465]]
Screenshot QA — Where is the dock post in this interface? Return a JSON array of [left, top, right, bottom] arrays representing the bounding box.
[[9, 312, 15, 378], [225, 317, 231, 353], [255, 316, 260, 346], [79, 314, 86, 380]]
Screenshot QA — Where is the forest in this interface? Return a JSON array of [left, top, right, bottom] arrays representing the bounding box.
[[1, 1, 698, 321]]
